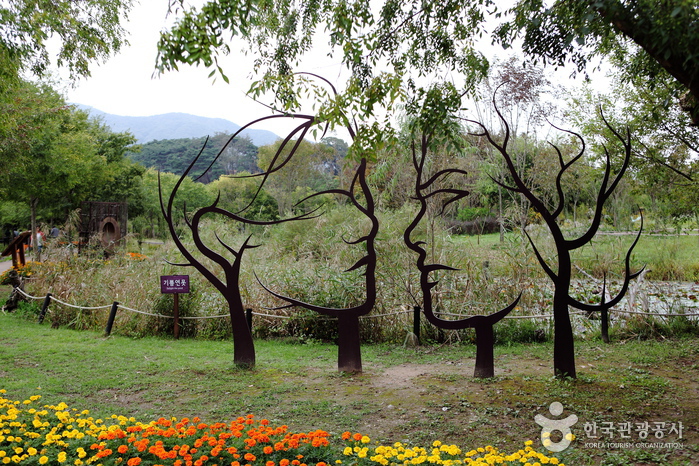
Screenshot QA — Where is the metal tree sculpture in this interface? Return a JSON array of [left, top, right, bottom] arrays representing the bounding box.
[[465, 103, 643, 378], [160, 113, 321, 369], [260, 155, 378, 373], [250, 73, 378, 373], [403, 132, 521, 378]]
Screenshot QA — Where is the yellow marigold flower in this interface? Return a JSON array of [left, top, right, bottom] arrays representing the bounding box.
[[524, 441, 533, 446], [432, 441, 442, 448], [361, 436, 370, 444], [27, 448, 37, 456], [39, 457, 48, 465], [549, 459, 559, 465], [2, 458, 10, 465], [343, 447, 352, 456]]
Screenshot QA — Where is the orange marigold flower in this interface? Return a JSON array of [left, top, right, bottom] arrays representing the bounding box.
[[118, 445, 129, 454], [263, 446, 273, 455], [244, 453, 256, 462], [317, 462, 328, 466], [231, 462, 240, 466], [266, 462, 275, 466], [341, 432, 351, 440], [352, 433, 362, 442], [127, 458, 142, 466], [280, 459, 290, 466]]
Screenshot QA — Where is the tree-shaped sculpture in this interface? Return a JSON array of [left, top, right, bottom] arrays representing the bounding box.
[[249, 74, 379, 373], [464, 101, 643, 378], [260, 154, 378, 373], [403, 130, 520, 378], [160, 113, 322, 369]]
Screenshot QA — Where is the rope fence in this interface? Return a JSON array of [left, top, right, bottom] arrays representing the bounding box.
[[8, 285, 699, 341]]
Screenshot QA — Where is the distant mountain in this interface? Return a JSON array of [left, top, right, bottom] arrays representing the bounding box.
[[74, 105, 280, 147]]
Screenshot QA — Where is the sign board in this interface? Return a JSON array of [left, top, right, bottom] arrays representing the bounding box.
[[160, 275, 190, 294]]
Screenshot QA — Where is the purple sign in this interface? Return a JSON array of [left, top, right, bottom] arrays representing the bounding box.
[[160, 275, 190, 294]]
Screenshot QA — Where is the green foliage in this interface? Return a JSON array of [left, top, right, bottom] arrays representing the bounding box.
[[0, 0, 133, 82], [494, 318, 550, 345], [207, 174, 279, 222], [150, 285, 201, 338], [611, 314, 699, 340], [498, 1, 699, 121], [128, 133, 259, 183], [456, 206, 491, 222]]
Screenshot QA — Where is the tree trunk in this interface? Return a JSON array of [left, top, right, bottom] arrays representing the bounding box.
[[498, 186, 504, 243], [30, 197, 40, 262]]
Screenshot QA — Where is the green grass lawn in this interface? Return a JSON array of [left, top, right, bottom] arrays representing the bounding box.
[[451, 230, 699, 281], [1, 312, 697, 465]]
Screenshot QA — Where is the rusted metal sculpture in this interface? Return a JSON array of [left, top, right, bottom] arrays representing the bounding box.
[[255, 79, 378, 373], [465, 101, 643, 378], [403, 131, 520, 378], [160, 113, 321, 368], [259, 156, 377, 373]]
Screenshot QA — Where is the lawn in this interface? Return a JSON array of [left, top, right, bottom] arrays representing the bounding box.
[[1, 312, 697, 465]]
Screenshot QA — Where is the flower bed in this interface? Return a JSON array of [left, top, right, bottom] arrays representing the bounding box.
[[0, 390, 564, 466]]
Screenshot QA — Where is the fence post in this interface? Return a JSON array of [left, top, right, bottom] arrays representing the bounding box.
[[246, 308, 253, 331], [104, 302, 119, 336], [38, 293, 52, 323], [601, 308, 610, 343], [413, 306, 421, 345]]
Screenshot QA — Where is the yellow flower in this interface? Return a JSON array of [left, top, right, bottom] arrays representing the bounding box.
[[361, 436, 370, 444], [565, 433, 575, 441], [39, 457, 48, 465]]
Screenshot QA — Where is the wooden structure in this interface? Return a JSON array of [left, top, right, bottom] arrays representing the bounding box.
[[80, 201, 128, 251], [1, 231, 31, 268]]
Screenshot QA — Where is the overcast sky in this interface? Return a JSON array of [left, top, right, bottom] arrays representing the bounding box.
[[63, 0, 349, 136], [62, 0, 608, 139]]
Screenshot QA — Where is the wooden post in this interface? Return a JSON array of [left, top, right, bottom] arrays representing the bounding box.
[[105, 302, 119, 336], [601, 308, 610, 343], [38, 293, 52, 323], [246, 308, 253, 331], [413, 306, 421, 345], [173, 293, 180, 340]]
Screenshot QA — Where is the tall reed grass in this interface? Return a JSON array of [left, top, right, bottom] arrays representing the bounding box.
[[9, 208, 698, 343]]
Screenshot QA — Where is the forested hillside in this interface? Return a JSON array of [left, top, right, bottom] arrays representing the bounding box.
[[128, 133, 260, 183]]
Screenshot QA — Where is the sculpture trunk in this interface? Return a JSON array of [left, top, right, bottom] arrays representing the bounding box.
[[473, 324, 496, 378], [337, 314, 362, 373], [228, 298, 256, 368], [552, 286, 576, 379]]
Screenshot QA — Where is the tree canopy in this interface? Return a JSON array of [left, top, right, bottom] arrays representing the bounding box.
[[157, 0, 699, 128], [0, 0, 135, 82]]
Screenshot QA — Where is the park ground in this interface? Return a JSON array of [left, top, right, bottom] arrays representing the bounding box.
[[0, 311, 697, 465]]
